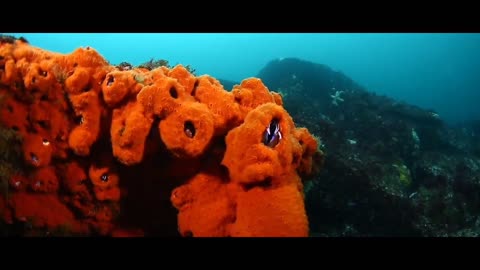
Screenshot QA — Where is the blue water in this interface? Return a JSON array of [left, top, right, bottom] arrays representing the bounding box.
[[8, 33, 480, 125]]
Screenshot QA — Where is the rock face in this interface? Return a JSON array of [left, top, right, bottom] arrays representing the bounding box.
[[258, 57, 480, 237]]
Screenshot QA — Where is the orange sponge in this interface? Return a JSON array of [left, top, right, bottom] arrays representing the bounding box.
[[231, 78, 280, 117], [230, 173, 309, 237], [67, 91, 101, 156], [159, 101, 215, 158], [192, 76, 242, 135], [294, 127, 319, 176], [168, 65, 197, 95], [0, 94, 29, 136], [137, 76, 192, 118], [22, 133, 53, 167], [171, 173, 235, 237], [222, 103, 297, 185], [0, 40, 322, 237], [10, 192, 81, 231], [111, 101, 153, 165], [101, 70, 143, 107], [60, 161, 89, 195], [29, 166, 59, 193], [88, 155, 121, 202]]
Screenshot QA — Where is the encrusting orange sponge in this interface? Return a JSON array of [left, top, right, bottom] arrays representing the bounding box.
[[0, 37, 323, 237], [67, 91, 102, 156], [0, 92, 29, 136], [222, 103, 298, 185], [170, 172, 236, 237], [193, 76, 242, 135], [22, 133, 53, 168], [111, 101, 154, 165], [159, 101, 215, 158], [101, 70, 143, 107], [230, 173, 309, 237], [29, 166, 59, 193]]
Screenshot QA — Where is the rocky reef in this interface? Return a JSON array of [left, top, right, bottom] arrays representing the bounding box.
[[0, 36, 321, 237], [258, 58, 480, 237]]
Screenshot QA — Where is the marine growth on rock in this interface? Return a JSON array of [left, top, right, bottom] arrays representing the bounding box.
[[0, 37, 322, 237]]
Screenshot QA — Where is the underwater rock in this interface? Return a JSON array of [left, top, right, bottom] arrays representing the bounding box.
[[258, 57, 480, 236]]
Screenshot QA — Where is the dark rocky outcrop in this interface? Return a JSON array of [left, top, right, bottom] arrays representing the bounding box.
[[258, 57, 480, 237]]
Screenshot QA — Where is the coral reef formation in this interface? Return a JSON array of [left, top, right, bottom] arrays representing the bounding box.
[[0, 36, 321, 236]]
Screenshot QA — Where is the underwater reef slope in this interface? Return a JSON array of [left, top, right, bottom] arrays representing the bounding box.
[[258, 58, 480, 237], [0, 36, 322, 237]]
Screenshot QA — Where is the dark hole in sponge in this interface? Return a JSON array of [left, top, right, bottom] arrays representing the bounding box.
[[242, 177, 273, 191], [184, 121, 195, 138], [74, 115, 84, 125], [169, 86, 178, 99], [82, 82, 92, 92], [191, 80, 199, 96], [106, 75, 114, 86], [37, 120, 49, 129], [184, 231, 194, 237]]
